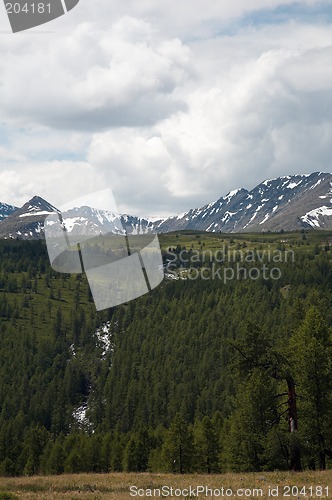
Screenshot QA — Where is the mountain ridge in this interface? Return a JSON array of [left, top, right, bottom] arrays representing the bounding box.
[[1, 171, 332, 239], [0, 201, 18, 221]]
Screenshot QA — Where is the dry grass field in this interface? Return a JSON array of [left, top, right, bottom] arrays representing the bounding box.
[[0, 471, 332, 499]]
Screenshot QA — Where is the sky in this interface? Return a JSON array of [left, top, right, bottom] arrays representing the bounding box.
[[0, 1, 332, 217]]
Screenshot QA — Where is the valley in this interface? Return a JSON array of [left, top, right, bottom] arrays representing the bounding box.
[[0, 230, 331, 477]]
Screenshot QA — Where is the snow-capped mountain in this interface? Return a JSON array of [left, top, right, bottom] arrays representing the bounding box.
[[156, 172, 332, 233], [0, 197, 161, 240], [0, 196, 59, 239], [58, 206, 157, 237], [1, 172, 332, 239], [0, 202, 17, 221]]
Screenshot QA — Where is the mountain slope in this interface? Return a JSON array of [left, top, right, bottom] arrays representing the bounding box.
[[59, 206, 157, 236], [0, 236, 332, 475], [0, 202, 17, 221], [255, 173, 332, 231], [0, 196, 59, 239], [1, 171, 332, 239], [156, 172, 332, 233], [156, 188, 249, 233]]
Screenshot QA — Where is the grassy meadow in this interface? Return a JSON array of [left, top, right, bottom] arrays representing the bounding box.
[[0, 471, 332, 499], [158, 229, 332, 254]]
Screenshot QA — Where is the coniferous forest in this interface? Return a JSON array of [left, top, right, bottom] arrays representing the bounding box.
[[0, 232, 332, 476]]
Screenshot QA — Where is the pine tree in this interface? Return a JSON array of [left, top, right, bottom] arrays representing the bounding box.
[[223, 369, 277, 471], [289, 307, 332, 470], [162, 414, 195, 473], [22, 426, 49, 476], [194, 416, 220, 473]]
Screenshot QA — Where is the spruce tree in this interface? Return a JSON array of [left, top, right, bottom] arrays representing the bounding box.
[[289, 307, 332, 470], [162, 413, 195, 473]]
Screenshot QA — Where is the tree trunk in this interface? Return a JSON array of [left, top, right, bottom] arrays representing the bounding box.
[[287, 376, 302, 471], [179, 444, 183, 474], [319, 435, 326, 470]]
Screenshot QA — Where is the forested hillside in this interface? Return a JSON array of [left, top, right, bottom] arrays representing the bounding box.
[[0, 233, 332, 475]]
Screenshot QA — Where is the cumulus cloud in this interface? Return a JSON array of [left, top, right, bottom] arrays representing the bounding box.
[[0, 2, 332, 216], [40, 0, 329, 38], [0, 18, 191, 130], [0, 161, 102, 208], [86, 24, 332, 215]]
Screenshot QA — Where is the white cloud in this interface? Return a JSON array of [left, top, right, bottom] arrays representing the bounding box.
[[0, 161, 101, 208], [87, 129, 174, 216], [44, 0, 328, 38], [0, 18, 191, 130], [1, 2, 332, 216], [86, 23, 332, 215]]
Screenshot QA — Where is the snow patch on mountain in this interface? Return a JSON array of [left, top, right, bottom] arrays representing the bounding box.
[[301, 206, 332, 228], [20, 210, 55, 217]]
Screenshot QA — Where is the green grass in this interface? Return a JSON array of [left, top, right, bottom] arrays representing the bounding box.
[[159, 229, 332, 253]]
